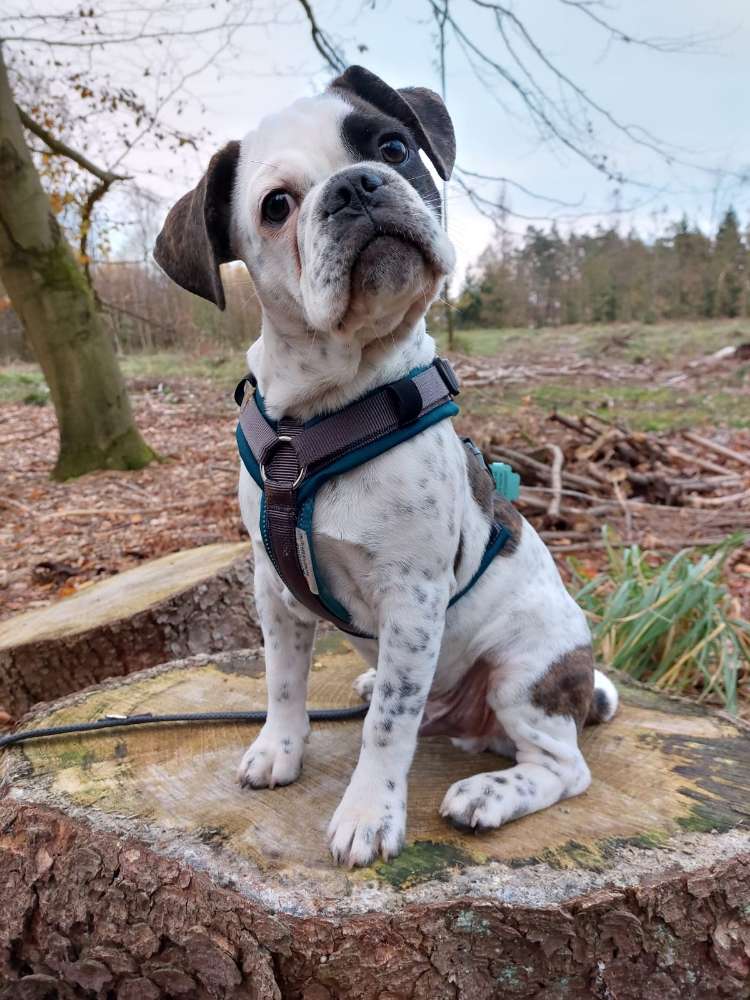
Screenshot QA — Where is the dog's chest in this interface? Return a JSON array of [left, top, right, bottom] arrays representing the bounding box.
[[240, 421, 480, 633]]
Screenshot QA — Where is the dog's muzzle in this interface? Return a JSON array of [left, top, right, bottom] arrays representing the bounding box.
[[318, 166, 440, 270]]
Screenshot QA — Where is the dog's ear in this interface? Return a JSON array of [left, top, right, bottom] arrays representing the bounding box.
[[154, 141, 241, 311], [330, 65, 456, 181]]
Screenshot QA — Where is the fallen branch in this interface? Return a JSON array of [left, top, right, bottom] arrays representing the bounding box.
[[0, 424, 56, 446], [489, 445, 603, 493], [683, 431, 750, 469], [549, 412, 596, 439], [666, 446, 731, 478], [546, 444, 564, 519], [687, 488, 750, 508], [0, 496, 32, 515]]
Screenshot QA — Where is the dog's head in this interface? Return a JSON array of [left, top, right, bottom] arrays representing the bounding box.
[[154, 66, 456, 344]]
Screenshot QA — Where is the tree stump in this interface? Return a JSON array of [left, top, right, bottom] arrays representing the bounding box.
[[1, 633, 749, 999], [0, 543, 258, 718]]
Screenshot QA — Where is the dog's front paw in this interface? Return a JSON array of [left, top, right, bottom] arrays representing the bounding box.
[[236, 724, 307, 790], [327, 770, 406, 867]]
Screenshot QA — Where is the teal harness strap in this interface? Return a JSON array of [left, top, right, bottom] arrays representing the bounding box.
[[235, 360, 516, 637]]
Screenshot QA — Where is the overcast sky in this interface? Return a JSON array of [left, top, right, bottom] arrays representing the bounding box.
[[8, 0, 750, 281]]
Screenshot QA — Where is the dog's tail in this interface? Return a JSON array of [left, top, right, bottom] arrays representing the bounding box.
[[587, 669, 619, 724]]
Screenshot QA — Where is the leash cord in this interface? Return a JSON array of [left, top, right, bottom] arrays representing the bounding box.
[[0, 705, 369, 751]]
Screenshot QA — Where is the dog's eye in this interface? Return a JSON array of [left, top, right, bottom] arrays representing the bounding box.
[[261, 190, 295, 225], [379, 138, 409, 165]]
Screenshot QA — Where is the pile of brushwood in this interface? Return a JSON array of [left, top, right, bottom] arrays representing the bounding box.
[[485, 412, 750, 554]]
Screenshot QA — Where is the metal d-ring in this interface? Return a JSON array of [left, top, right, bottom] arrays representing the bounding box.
[[260, 435, 306, 489]]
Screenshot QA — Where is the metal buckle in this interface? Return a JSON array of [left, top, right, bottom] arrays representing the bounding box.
[[434, 356, 460, 396], [260, 435, 306, 490]]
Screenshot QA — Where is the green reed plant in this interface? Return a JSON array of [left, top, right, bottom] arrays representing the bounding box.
[[571, 530, 750, 714]]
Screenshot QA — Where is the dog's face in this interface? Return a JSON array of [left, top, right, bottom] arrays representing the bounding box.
[[154, 66, 456, 344]]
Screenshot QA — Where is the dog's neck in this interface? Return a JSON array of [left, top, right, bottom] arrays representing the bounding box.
[[247, 317, 436, 422]]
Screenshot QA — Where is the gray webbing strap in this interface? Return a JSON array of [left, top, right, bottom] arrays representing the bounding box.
[[238, 363, 452, 475], [240, 360, 459, 635]]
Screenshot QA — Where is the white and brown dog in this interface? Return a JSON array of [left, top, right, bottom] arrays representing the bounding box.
[[155, 66, 618, 868]]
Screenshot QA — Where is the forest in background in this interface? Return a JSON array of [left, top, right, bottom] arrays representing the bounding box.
[[454, 209, 750, 330], [3, 209, 748, 363]]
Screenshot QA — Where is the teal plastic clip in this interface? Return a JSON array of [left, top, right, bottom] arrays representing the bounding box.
[[489, 461, 521, 502]]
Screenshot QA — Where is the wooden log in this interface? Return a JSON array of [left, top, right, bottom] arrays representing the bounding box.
[[0, 543, 258, 719], [1, 634, 749, 999]]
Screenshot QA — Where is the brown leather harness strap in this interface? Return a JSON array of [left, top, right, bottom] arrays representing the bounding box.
[[237, 359, 460, 636]]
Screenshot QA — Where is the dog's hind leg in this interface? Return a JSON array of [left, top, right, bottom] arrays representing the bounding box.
[[440, 645, 594, 831]]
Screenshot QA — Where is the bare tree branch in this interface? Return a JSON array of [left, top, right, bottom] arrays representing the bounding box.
[[452, 172, 666, 227], [16, 106, 130, 184], [558, 0, 722, 54], [456, 167, 585, 208], [296, 0, 346, 73]]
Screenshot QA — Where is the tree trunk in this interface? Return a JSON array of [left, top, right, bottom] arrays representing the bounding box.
[[0, 543, 258, 718], [1, 635, 749, 998], [0, 47, 156, 480]]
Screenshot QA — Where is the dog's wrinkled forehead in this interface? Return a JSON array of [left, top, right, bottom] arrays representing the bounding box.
[[236, 86, 444, 215], [236, 94, 354, 197]]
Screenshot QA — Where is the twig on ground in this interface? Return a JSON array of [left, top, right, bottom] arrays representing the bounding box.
[[682, 431, 750, 469], [0, 496, 32, 514], [666, 446, 731, 477], [546, 444, 564, 519], [0, 425, 56, 446]]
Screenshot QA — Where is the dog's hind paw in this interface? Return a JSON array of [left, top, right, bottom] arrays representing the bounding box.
[[236, 724, 307, 790], [352, 668, 377, 703]]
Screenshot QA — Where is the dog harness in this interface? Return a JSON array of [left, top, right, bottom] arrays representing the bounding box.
[[234, 357, 517, 639]]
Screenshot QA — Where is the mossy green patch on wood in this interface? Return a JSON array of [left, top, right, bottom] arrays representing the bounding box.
[[373, 840, 477, 889], [656, 732, 750, 834]]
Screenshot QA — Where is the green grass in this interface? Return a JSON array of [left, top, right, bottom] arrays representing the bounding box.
[[3, 318, 749, 431], [0, 369, 48, 405], [572, 532, 750, 713], [119, 350, 246, 386], [0, 351, 246, 404], [438, 318, 750, 365], [458, 381, 748, 432]]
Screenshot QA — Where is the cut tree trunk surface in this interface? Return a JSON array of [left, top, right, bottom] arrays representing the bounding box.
[[1, 633, 749, 998], [0, 543, 258, 718]]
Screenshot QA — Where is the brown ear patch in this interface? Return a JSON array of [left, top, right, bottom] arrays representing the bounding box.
[[330, 65, 456, 180], [153, 141, 240, 310], [531, 645, 594, 731]]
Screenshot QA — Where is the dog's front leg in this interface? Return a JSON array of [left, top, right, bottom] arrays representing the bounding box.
[[237, 558, 316, 789], [328, 587, 448, 867]]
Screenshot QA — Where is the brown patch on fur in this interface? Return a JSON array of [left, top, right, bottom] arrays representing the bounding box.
[[420, 657, 507, 741], [463, 441, 523, 557], [464, 444, 494, 518], [530, 645, 594, 731], [493, 494, 522, 557]]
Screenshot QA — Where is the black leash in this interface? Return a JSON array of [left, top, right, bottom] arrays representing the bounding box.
[[0, 705, 368, 751]]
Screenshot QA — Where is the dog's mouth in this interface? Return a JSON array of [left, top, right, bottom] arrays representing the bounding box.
[[352, 221, 443, 275], [346, 222, 446, 308]]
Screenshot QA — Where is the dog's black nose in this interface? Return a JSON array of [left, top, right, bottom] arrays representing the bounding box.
[[322, 169, 386, 217]]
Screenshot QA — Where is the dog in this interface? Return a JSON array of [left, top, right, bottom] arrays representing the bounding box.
[[154, 65, 618, 868]]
